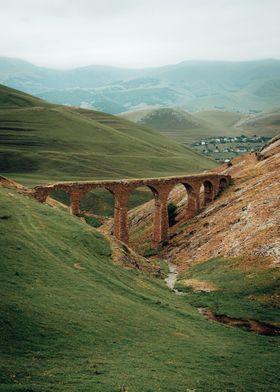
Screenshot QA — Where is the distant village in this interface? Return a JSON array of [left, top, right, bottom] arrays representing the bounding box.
[[192, 135, 270, 162]]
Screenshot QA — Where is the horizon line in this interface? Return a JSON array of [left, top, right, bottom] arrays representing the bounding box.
[[0, 55, 280, 72]]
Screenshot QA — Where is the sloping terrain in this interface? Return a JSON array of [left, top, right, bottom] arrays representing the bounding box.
[[164, 138, 280, 266], [0, 84, 214, 188], [125, 137, 280, 266], [121, 107, 246, 144], [121, 107, 280, 146], [104, 136, 280, 334], [1, 182, 280, 392], [236, 108, 280, 137], [1, 57, 280, 114]]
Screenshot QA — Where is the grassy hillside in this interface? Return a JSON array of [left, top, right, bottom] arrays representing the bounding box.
[[237, 108, 280, 137], [0, 84, 214, 188], [121, 106, 280, 148], [175, 257, 280, 323], [1, 186, 280, 392], [121, 107, 246, 144], [194, 110, 245, 135]]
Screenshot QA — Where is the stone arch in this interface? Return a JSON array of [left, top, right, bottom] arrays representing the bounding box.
[[78, 186, 115, 218], [129, 184, 160, 203], [126, 184, 160, 246], [165, 182, 200, 225], [165, 183, 186, 226], [181, 182, 200, 218], [48, 186, 70, 210], [219, 177, 228, 191], [200, 179, 215, 206]]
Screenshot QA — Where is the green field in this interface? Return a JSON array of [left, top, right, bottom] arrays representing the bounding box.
[[1, 186, 280, 392]]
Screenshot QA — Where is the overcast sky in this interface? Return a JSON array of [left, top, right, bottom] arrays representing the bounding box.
[[0, 0, 279, 69]]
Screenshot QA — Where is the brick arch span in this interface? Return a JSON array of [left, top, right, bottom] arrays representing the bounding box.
[[201, 179, 215, 206], [179, 182, 201, 219], [33, 173, 231, 247]]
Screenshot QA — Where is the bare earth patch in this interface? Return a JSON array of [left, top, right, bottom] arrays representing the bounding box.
[[178, 278, 218, 292]]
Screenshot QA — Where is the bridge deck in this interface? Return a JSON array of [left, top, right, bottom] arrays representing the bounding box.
[[38, 172, 230, 189]]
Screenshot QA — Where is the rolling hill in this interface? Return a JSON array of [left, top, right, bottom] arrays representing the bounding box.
[[121, 107, 280, 145], [1, 57, 280, 114], [120, 107, 246, 144], [1, 183, 279, 391], [236, 108, 280, 137], [0, 84, 214, 187]]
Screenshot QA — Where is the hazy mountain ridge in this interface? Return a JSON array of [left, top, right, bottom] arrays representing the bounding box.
[[1, 57, 280, 114]]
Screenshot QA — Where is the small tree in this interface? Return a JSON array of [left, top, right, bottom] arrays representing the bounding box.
[[168, 202, 177, 227]]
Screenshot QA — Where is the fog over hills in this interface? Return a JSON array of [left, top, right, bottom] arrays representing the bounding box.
[[1, 57, 280, 114]]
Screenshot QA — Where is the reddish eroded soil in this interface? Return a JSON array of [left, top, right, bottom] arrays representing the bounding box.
[[126, 136, 280, 269], [198, 308, 280, 336]]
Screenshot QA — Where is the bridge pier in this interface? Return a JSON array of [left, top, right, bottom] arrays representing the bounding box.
[[153, 197, 168, 246], [33, 188, 51, 203], [152, 185, 174, 247], [184, 183, 201, 218], [69, 190, 84, 216], [111, 187, 132, 245]]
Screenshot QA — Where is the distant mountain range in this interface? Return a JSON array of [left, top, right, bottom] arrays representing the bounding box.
[[1, 57, 280, 114]]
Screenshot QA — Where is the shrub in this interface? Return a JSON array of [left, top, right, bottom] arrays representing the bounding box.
[[168, 202, 177, 227]]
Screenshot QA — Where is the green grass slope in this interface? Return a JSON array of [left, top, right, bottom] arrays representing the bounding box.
[[175, 257, 280, 323], [0, 85, 214, 187], [193, 110, 245, 136], [120, 107, 246, 144], [0, 84, 51, 109], [237, 108, 280, 137], [1, 187, 280, 392]]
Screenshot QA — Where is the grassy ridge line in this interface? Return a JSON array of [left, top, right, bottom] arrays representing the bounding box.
[[0, 186, 279, 391], [0, 84, 52, 108]]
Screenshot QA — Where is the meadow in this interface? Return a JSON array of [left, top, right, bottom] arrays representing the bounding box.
[[0, 186, 279, 392]]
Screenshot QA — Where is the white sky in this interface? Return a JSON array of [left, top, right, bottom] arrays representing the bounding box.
[[0, 0, 279, 69]]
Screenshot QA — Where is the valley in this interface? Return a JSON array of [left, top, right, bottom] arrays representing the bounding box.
[[1, 72, 279, 392], [1, 157, 279, 391], [1, 0, 280, 390]]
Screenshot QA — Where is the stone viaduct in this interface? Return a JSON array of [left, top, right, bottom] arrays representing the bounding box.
[[33, 173, 231, 247]]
